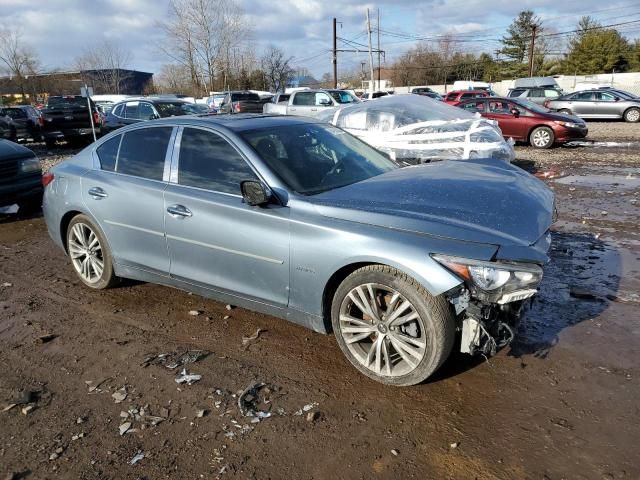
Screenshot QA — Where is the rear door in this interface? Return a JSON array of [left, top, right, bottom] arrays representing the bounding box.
[[83, 126, 175, 275], [163, 126, 290, 307]]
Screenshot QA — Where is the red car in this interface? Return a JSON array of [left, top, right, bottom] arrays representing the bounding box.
[[443, 89, 490, 105], [456, 97, 588, 149]]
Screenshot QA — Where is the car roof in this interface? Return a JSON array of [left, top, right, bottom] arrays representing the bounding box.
[[149, 113, 322, 132], [448, 89, 488, 94]]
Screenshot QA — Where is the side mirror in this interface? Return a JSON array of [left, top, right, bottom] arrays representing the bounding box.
[[319, 99, 332, 106], [240, 180, 271, 206], [510, 108, 520, 117], [614, 96, 621, 102]]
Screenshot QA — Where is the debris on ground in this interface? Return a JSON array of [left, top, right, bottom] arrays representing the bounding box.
[[237, 383, 273, 421], [0, 204, 19, 215], [21, 405, 35, 415], [130, 451, 145, 465], [36, 333, 57, 344], [225, 305, 233, 311], [2, 403, 17, 412], [141, 350, 209, 369], [85, 377, 112, 393], [306, 411, 319, 422], [569, 287, 600, 301], [241, 328, 264, 347], [71, 432, 85, 441], [391, 449, 399, 456], [195, 408, 207, 418], [188, 310, 201, 316], [112, 387, 128, 404], [294, 402, 319, 416], [1, 282, 12, 287], [175, 369, 202, 385], [450, 442, 459, 449], [223, 315, 230, 320], [119, 422, 132, 436]]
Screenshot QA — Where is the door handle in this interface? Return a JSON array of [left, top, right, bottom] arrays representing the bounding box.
[[88, 187, 108, 199], [167, 204, 192, 218]]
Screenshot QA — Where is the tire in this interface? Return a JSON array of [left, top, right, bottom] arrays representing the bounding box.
[[17, 194, 42, 216], [331, 265, 455, 386], [558, 109, 572, 116], [66, 214, 118, 289], [529, 126, 554, 149], [624, 107, 640, 123]]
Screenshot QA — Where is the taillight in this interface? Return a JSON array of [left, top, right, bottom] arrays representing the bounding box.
[[42, 172, 55, 187], [233, 102, 241, 113]]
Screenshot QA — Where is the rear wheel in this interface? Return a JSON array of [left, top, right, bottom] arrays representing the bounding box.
[[624, 108, 640, 123], [331, 265, 455, 386], [529, 126, 554, 149], [66, 215, 118, 289]]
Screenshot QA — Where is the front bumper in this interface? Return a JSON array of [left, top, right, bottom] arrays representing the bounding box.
[[42, 127, 100, 140], [0, 174, 43, 207]]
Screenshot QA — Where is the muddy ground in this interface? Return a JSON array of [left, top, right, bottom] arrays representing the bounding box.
[[0, 123, 638, 479]]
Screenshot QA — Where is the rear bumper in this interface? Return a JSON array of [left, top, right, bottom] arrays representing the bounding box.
[[0, 174, 43, 207], [43, 127, 101, 139]]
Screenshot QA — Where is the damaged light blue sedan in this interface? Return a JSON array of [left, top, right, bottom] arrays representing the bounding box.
[[43, 115, 554, 386]]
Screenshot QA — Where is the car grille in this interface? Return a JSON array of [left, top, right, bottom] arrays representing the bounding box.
[[0, 161, 19, 180]]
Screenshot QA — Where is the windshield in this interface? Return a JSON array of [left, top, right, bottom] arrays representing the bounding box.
[[241, 123, 397, 195], [183, 103, 210, 114], [514, 98, 550, 113], [155, 102, 191, 117], [329, 91, 360, 104]]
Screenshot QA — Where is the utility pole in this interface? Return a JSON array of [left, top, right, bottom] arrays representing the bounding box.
[[377, 8, 381, 87], [527, 25, 537, 77], [366, 9, 375, 93], [332, 18, 338, 88]]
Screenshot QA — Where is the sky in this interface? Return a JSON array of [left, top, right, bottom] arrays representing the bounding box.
[[1, 0, 639, 80]]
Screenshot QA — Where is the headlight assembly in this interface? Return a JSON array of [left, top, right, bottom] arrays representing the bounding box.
[[20, 157, 41, 173], [432, 254, 543, 303]]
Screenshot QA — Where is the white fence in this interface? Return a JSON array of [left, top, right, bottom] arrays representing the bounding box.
[[393, 72, 640, 96]]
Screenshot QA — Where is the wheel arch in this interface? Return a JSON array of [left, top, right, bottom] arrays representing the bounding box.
[[623, 106, 640, 120]]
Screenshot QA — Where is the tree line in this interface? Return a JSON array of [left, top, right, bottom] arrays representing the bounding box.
[[1, 5, 640, 101]]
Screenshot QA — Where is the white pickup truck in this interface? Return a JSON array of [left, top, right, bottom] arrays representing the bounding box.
[[263, 89, 360, 117]]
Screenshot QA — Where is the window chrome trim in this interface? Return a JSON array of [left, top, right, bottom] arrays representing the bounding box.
[[163, 127, 179, 182], [169, 126, 183, 184]]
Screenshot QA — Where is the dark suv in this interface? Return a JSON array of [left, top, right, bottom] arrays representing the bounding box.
[[217, 91, 263, 114], [103, 98, 193, 132], [0, 139, 43, 213], [0, 105, 43, 142]]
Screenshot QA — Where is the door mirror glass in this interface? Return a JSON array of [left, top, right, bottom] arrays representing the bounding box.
[[241, 180, 271, 206], [510, 108, 520, 117]]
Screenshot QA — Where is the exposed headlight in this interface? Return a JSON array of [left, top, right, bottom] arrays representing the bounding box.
[[432, 254, 543, 293], [20, 157, 41, 173]]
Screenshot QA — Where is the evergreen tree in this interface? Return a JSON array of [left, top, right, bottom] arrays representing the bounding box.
[[500, 11, 543, 63]]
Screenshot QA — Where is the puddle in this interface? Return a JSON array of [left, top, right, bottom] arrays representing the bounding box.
[[566, 140, 640, 149], [555, 174, 639, 189]]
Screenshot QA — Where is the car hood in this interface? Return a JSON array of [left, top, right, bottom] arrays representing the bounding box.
[[0, 139, 35, 161], [308, 159, 554, 249], [543, 110, 584, 124]]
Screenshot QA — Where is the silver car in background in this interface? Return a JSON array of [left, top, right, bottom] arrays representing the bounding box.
[[42, 115, 554, 386], [546, 89, 640, 122]]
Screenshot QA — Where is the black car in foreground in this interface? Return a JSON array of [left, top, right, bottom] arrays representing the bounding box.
[[0, 140, 42, 213]]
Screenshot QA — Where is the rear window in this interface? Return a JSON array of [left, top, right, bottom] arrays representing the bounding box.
[[155, 102, 190, 117], [230, 93, 260, 102], [46, 96, 88, 108]]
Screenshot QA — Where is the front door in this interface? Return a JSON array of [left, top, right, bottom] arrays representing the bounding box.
[[164, 126, 290, 307], [82, 126, 175, 275], [485, 100, 523, 140]]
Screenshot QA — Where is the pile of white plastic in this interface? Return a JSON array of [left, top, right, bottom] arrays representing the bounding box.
[[319, 95, 515, 164]]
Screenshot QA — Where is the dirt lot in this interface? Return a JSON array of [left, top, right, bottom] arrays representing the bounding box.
[[1, 123, 639, 479]]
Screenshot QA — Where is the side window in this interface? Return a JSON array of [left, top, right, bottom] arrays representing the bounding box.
[[488, 101, 511, 113], [596, 92, 616, 102], [138, 102, 156, 120], [460, 101, 484, 112], [315, 92, 333, 106], [460, 93, 474, 99], [293, 92, 315, 105], [544, 89, 560, 98], [574, 92, 594, 100], [527, 88, 543, 98], [117, 127, 173, 180], [112, 104, 124, 117], [177, 127, 258, 194], [96, 135, 121, 172], [124, 102, 140, 119], [445, 93, 456, 101]]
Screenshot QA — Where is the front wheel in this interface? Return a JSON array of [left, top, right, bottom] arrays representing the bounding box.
[[624, 108, 640, 123], [331, 265, 455, 386], [66, 214, 118, 289], [529, 126, 554, 149]]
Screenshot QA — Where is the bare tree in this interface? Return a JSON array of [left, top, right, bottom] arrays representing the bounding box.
[[155, 63, 193, 94], [0, 24, 39, 101], [261, 45, 293, 92], [160, 0, 249, 95], [75, 40, 132, 93]]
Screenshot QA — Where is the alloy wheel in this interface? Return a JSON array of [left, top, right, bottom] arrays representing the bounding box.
[[532, 129, 551, 147], [626, 109, 640, 122], [68, 222, 104, 284], [338, 283, 427, 377]]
